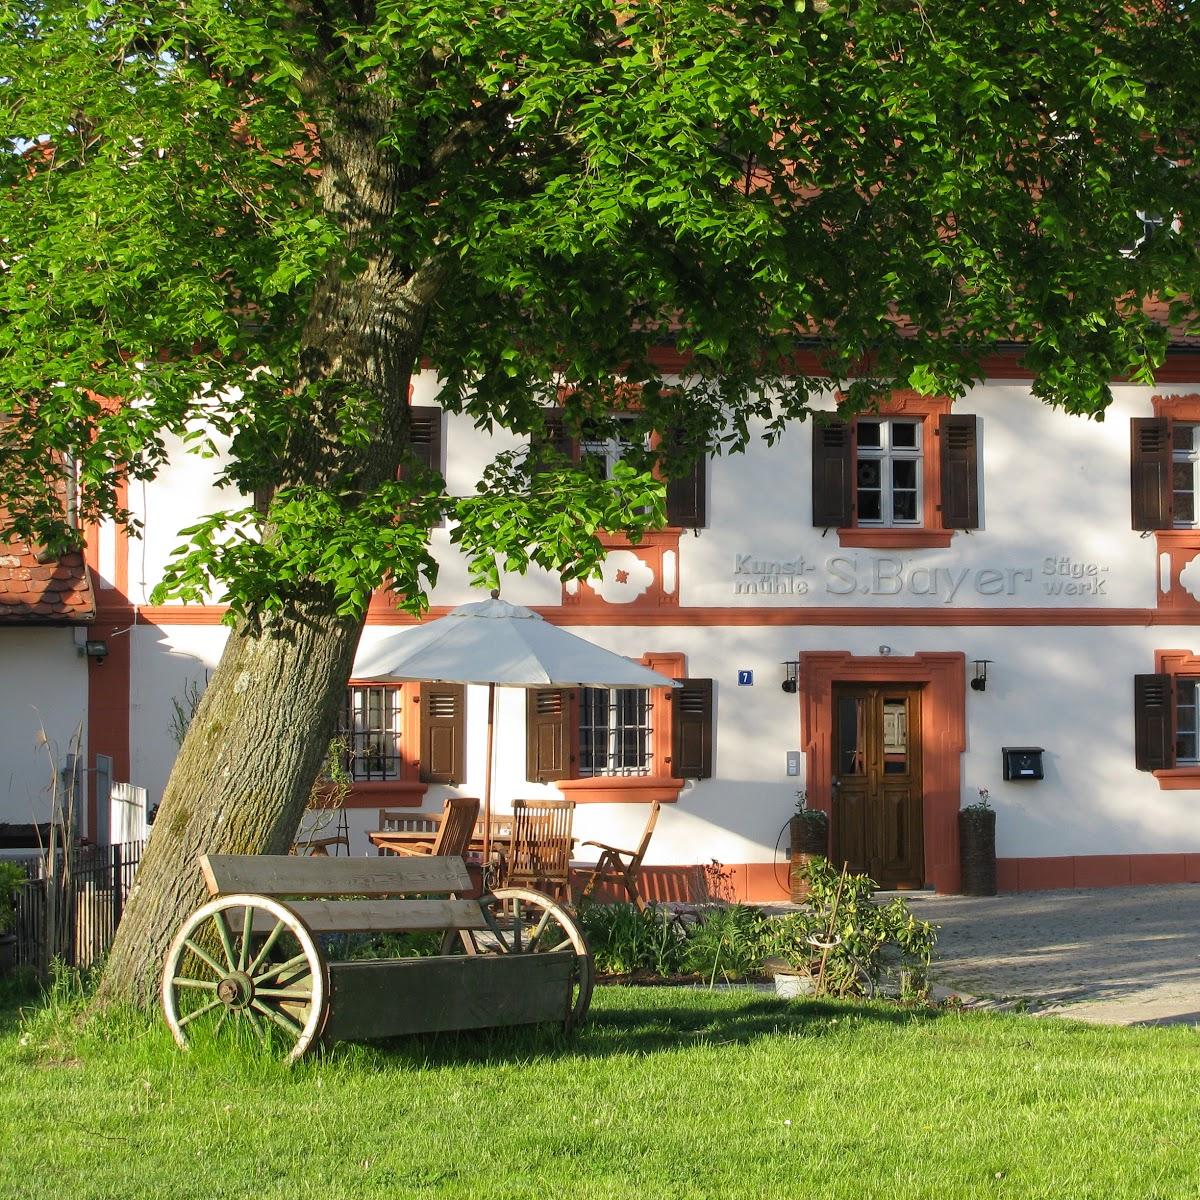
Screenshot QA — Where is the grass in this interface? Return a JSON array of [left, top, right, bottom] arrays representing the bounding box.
[[1, 979, 1198, 1200]]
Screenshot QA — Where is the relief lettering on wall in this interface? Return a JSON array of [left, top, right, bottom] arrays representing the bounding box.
[[731, 553, 1110, 602]]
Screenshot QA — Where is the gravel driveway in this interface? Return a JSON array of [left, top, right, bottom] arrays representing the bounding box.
[[901, 885, 1200, 1026]]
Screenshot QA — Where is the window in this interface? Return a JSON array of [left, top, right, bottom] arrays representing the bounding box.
[[340, 685, 402, 782], [532, 406, 707, 529], [579, 687, 653, 777], [525, 656, 712, 802], [334, 680, 465, 797], [811, 395, 979, 549], [1176, 678, 1200, 764], [1173, 424, 1199, 527], [1134, 651, 1200, 787], [579, 414, 644, 481], [855, 419, 922, 526]]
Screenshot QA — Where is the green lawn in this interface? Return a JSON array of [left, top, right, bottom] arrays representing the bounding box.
[[1, 984, 1197, 1200]]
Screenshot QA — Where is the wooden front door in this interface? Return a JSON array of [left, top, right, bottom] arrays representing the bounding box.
[[831, 684, 924, 889]]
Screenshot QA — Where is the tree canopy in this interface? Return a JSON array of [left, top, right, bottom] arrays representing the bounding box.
[[3, 0, 1199, 618]]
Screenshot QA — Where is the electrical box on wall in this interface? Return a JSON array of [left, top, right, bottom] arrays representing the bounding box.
[[1002, 746, 1045, 781]]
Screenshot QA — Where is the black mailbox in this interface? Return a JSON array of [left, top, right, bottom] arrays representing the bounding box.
[[1002, 746, 1045, 781]]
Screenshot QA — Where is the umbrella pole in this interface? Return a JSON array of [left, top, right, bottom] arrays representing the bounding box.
[[482, 682, 495, 873]]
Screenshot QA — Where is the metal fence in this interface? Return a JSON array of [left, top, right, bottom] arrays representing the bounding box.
[[11, 840, 144, 974]]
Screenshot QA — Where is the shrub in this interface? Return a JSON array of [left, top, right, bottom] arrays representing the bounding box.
[[576, 902, 687, 977], [764, 858, 937, 998], [682, 904, 771, 983]]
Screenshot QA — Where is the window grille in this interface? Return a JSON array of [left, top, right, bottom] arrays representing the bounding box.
[[579, 687, 653, 777], [339, 685, 402, 781]]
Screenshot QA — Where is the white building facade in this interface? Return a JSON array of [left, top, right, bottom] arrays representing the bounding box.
[[7, 345, 1200, 898]]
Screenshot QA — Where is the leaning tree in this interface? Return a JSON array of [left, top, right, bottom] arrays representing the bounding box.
[[1, 0, 1198, 1005]]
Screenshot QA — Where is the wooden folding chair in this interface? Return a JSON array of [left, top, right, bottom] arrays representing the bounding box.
[[505, 799, 576, 904], [580, 801, 661, 911], [377, 796, 481, 860]]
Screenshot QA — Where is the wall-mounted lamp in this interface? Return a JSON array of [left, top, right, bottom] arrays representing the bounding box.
[[80, 639, 108, 664], [781, 660, 800, 694], [970, 659, 992, 692]]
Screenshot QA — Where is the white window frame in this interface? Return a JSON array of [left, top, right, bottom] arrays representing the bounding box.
[[1177, 677, 1200, 766], [579, 414, 645, 480], [855, 418, 923, 527], [1172, 423, 1200, 529]]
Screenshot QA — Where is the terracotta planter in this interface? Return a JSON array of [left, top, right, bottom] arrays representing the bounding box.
[[789, 813, 829, 902], [958, 808, 997, 896]]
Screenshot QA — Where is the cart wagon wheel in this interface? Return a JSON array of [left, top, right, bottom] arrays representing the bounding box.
[[161, 894, 327, 1064], [442, 887, 594, 1032]]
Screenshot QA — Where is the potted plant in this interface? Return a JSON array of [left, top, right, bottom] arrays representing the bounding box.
[[959, 787, 997, 896], [0, 860, 27, 973], [789, 791, 829, 902]]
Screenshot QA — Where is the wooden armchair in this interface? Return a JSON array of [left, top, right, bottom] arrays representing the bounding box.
[[505, 799, 576, 903], [377, 797, 481, 860], [375, 808, 440, 855], [580, 801, 661, 911]]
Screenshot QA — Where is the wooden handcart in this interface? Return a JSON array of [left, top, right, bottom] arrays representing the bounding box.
[[161, 852, 593, 1063]]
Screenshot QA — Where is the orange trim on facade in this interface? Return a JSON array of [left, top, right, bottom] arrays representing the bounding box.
[[86, 616, 132, 838], [996, 853, 1200, 892], [1150, 395, 1200, 613], [799, 651, 966, 894], [108, 602, 1200, 628]]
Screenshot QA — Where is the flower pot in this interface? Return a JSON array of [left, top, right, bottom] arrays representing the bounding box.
[[789, 813, 829, 902], [958, 808, 997, 896], [774, 971, 816, 999]]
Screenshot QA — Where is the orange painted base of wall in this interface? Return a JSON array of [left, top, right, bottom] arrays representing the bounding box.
[[574, 856, 1200, 905], [997, 854, 1200, 892]]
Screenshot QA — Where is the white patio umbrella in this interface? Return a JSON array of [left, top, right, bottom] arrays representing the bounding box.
[[351, 595, 679, 862]]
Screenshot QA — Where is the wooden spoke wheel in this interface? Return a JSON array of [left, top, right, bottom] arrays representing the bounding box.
[[161, 895, 327, 1063], [442, 887, 593, 1033]]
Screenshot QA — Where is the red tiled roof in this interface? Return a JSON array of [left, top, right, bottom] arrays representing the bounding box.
[[0, 534, 95, 624]]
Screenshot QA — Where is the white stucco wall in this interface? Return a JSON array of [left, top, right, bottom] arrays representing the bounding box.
[[0, 629, 88, 827], [76, 373, 1200, 878]]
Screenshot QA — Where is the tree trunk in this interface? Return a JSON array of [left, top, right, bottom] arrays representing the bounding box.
[[98, 76, 442, 1008], [97, 601, 362, 1008]]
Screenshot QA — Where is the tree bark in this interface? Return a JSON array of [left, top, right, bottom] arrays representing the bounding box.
[[97, 602, 364, 1008], [98, 75, 440, 1009]]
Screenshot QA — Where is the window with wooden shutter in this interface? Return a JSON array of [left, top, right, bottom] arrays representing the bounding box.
[[671, 678, 713, 780], [1131, 417, 1171, 531], [407, 406, 443, 475], [938, 414, 980, 530], [812, 420, 853, 528], [526, 688, 576, 782], [419, 682, 465, 784], [665, 453, 707, 528], [1134, 673, 1174, 771], [529, 406, 575, 474]]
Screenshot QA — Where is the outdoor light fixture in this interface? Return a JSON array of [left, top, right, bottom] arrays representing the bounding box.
[[971, 659, 992, 692], [80, 639, 108, 664], [781, 660, 800, 694]]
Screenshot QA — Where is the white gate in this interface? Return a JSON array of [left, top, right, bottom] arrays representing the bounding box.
[[109, 782, 149, 845]]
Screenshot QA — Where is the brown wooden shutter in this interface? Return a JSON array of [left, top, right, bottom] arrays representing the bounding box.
[[1131, 417, 1171, 531], [1134, 673, 1174, 771], [407, 406, 443, 474], [665, 452, 707, 528], [530, 406, 575, 473], [671, 678, 713, 779], [420, 682, 465, 784], [938, 413, 980, 530], [812, 420, 853, 527], [526, 688, 575, 782]]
